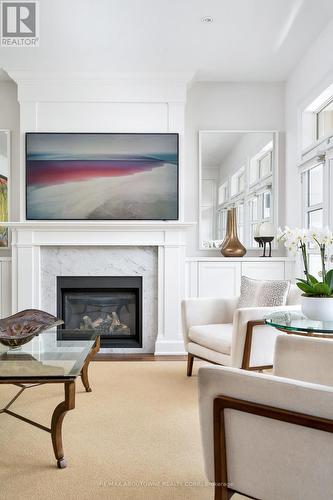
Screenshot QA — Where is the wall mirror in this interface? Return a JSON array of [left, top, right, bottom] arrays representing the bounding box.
[[0, 130, 10, 247], [199, 130, 278, 250]]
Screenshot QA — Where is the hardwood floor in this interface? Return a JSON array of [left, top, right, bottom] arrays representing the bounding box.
[[94, 353, 187, 362]]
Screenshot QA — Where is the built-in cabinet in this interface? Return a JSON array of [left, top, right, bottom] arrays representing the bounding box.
[[185, 257, 295, 298]]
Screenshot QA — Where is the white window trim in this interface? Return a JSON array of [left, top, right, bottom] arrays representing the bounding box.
[[230, 166, 245, 199]]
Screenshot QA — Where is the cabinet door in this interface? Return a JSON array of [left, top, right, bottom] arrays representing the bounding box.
[[198, 262, 241, 298], [241, 262, 285, 280]]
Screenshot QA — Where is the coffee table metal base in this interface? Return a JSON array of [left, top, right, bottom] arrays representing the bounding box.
[[0, 337, 100, 468]]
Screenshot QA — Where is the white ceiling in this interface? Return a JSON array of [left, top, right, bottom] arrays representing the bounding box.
[[1, 0, 333, 81]]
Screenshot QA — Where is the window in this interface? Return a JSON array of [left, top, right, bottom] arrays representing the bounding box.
[[317, 98, 333, 141], [249, 195, 260, 246], [238, 171, 245, 192], [218, 181, 228, 205], [308, 253, 322, 280], [230, 167, 245, 198], [302, 83, 333, 150], [236, 203, 244, 243], [259, 151, 272, 179], [217, 208, 228, 240], [303, 163, 323, 229], [249, 141, 273, 186], [263, 190, 271, 219], [248, 189, 272, 246]]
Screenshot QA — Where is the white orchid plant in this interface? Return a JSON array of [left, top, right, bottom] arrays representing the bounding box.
[[277, 226, 333, 297]]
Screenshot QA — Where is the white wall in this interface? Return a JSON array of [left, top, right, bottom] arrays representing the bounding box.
[[285, 18, 333, 227], [185, 82, 285, 256]]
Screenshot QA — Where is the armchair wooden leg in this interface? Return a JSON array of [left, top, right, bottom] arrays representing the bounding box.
[[187, 353, 194, 377]]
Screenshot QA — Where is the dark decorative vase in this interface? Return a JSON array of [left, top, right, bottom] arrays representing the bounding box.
[[0, 309, 64, 348], [220, 208, 246, 257]]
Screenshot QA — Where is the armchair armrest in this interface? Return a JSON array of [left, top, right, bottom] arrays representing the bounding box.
[[181, 296, 239, 349], [231, 304, 301, 368]]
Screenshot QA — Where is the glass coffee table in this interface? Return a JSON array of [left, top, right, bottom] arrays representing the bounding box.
[[0, 330, 100, 468], [265, 311, 333, 338]]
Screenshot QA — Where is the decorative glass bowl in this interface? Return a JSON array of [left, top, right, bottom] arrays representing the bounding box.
[[0, 309, 64, 348]]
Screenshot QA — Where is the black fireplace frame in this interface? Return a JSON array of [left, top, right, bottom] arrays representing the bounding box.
[[57, 276, 142, 348]]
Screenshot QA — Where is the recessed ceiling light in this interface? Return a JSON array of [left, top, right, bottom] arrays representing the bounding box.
[[201, 16, 213, 23]]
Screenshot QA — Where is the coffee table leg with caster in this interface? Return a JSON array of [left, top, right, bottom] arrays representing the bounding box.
[[51, 381, 75, 469]]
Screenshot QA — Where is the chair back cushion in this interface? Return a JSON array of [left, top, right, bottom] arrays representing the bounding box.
[[238, 275, 290, 308], [286, 284, 302, 305], [274, 334, 333, 385], [198, 366, 333, 500]]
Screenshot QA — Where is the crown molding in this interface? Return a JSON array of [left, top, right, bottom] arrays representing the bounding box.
[[5, 70, 195, 103]]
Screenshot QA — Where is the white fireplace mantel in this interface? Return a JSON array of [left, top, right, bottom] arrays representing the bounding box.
[[8, 221, 195, 355]]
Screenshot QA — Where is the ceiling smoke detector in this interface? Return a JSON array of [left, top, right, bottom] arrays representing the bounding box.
[[201, 16, 213, 23]]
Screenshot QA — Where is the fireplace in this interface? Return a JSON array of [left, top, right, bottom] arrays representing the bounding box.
[[57, 276, 142, 348]]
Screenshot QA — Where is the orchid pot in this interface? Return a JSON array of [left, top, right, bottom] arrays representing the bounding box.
[[278, 226, 333, 321], [300, 296, 333, 322]]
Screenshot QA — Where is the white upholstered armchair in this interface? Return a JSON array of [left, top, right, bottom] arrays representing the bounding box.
[[182, 285, 301, 375], [198, 334, 333, 500]]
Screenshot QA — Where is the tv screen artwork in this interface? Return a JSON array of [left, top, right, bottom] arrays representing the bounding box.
[[26, 133, 179, 220]]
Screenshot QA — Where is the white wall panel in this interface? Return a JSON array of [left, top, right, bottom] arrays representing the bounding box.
[[37, 102, 168, 132], [241, 261, 285, 280], [198, 261, 241, 298]]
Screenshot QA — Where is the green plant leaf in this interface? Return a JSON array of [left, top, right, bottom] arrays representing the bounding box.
[[297, 278, 311, 286], [325, 269, 333, 290], [307, 274, 319, 285], [313, 282, 332, 296], [296, 282, 316, 294]]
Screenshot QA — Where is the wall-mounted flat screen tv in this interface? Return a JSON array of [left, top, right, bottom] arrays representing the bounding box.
[[26, 132, 179, 220]]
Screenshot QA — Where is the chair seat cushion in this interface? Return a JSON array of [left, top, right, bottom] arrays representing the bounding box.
[[188, 323, 232, 355]]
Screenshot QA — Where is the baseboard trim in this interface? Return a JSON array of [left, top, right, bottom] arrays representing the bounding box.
[[154, 339, 186, 356]]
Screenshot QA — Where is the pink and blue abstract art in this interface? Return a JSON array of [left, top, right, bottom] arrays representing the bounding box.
[[26, 133, 178, 220]]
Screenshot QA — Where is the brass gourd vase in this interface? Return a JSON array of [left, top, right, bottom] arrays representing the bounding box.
[[220, 208, 246, 257]]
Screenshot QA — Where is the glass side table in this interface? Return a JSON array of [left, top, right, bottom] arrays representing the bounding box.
[[0, 330, 100, 468], [265, 311, 333, 338]]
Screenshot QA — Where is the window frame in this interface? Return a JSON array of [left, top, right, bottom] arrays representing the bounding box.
[[230, 166, 245, 199], [302, 163, 324, 229], [316, 95, 333, 142]]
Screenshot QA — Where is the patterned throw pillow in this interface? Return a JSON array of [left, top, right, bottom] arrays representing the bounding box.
[[238, 275, 290, 308]]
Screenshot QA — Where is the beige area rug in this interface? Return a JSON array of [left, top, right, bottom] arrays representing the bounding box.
[[0, 360, 218, 500]]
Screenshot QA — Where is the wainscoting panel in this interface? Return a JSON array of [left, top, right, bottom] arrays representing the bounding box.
[[241, 261, 285, 280], [198, 261, 241, 298], [186, 257, 295, 298]]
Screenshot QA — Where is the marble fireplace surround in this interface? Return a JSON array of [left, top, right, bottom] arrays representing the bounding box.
[[9, 222, 193, 355], [42, 246, 156, 353]]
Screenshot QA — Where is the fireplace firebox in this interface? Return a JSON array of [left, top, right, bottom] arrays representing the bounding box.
[[57, 276, 142, 348]]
